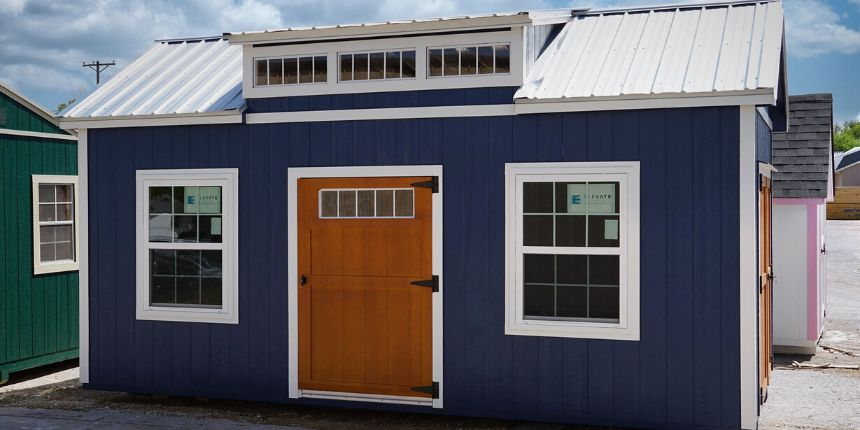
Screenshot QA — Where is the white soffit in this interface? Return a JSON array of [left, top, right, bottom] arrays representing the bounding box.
[[61, 38, 243, 120], [515, 0, 784, 102]]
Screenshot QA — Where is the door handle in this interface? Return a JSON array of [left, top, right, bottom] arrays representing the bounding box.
[[300, 275, 307, 287]]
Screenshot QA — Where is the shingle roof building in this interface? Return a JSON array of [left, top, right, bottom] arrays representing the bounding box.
[[772, 93, 833, 198]]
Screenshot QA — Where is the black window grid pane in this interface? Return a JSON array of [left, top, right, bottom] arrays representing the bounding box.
[[148, 186, 223, 244], [150, 249, 222, 308], [522, 252, 620, 321], [525, 181, 620, 248]]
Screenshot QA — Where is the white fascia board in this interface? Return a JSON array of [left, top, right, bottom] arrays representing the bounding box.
[[515, 90, 776, 113], [59, 112, 243, 130], [227, 15, 532, 45], [0, 127, 77, 141]]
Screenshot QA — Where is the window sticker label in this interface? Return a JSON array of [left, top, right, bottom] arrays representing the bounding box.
[[567, 183, 616, 214], [604, 219, 619, 240], [211, 217, 222, 235], [185, 186, 221, 214]]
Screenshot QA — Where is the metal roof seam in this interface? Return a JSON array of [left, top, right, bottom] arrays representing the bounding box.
[[617, 11, 653, 96], [678, 7, 706, 94], [709, 5, 732, 92], [752, 1, 770, 90], [643, 9, 678, 95], [560, 14, 603, 98], [586, 12, 627, 97]]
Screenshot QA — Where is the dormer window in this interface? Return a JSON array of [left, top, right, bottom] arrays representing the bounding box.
[[255, 55, 327, 87], [339, 50, 417, 82], [427, 44, 510, 77]]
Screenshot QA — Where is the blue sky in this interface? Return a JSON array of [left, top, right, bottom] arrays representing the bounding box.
[[1, 0, 858, 123]]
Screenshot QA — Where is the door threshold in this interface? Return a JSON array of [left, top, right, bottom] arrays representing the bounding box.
[[299, 389, 433, 406]]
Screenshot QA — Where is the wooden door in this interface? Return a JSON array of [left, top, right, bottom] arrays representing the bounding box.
[[297, 177, 434, 398], [759, 175, 773, 402]]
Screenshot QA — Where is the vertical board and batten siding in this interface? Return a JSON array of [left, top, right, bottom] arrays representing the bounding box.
[[86, 104, 741, 429], [0, 92, 61, 133], [0, 135, 79, 375]]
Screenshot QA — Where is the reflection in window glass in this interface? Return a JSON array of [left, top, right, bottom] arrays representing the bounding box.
[[340, 54, 353, 81], [478, 46, 494, 74], [369, 52, 385, 80], [353, 53, 369, 80], [319, 188, 415, 219], [357, 190, 375, 217], [385, 51, 401, 79], [443, 48, 459, 76], [495, 44, 510, 73], [256, 55, 326, 86], [402, 50, 416, 78], [429, 44, 511, 77], [268, 58, 283, 85], [314, 56, 327, 83], [36, 183, 76, 263], [394, 189, 414, 217], [149, 249, 223, 308], [428, 49, 443, 77], [255, 59, 267, 86], [376, 190, 394, 217], [522, 254, 620, 321], [284, 57, 298, 84], [147, 186, 223, 244], [320, 191, 338, 217]]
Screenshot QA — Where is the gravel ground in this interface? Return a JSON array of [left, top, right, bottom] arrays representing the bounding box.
[[759, 220, 860, 430]]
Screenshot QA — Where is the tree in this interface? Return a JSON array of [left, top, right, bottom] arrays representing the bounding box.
[[55, 98, 76, 114], [834, 121, 860, 152]]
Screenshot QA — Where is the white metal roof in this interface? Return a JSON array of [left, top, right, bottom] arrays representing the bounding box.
[[61, 37, 243, 120], [515, 0, 784, 101]]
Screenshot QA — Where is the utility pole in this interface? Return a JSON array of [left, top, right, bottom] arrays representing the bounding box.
[[82, 60, 116, 85]]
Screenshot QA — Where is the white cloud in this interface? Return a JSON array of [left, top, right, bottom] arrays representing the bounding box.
[[785, 0, 860, 58], [0, 0, 25, 14]]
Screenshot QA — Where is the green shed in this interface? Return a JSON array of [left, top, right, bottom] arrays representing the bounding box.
[[1, 82, 79, 384]]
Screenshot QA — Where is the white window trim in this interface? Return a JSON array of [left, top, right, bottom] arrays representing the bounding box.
[[135, 169, 239, 324], [253, 54, 328, 87], [32, 174, 80, 275], [504, 162, 640, 341], [337, 48, 417, 83]]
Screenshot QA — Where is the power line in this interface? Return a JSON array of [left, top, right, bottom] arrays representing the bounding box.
[[82, 60, 116, 85]]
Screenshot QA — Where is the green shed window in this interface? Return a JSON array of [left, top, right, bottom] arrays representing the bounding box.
[[136, 169, 239, 324], [32, 175, 79, 275]]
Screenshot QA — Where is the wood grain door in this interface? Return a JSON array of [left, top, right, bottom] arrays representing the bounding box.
[[297, 177, 434, 398], [759, 175, 773, 402]]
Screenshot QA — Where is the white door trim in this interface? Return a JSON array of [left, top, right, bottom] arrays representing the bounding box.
[[286, 165, 444, 409], [77, 129, 89, 384]]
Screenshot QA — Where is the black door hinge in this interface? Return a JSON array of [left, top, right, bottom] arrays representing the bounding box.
[[411, 176, 438, 193], [411, 381, 439, 398], [411, 275, 439, 292]]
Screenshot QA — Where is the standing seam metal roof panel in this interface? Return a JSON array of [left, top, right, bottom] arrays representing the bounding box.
[[515, 0, 784, 100], [62, 38, 243, 119]]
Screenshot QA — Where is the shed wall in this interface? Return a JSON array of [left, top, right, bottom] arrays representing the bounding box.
[[86, 106, 741, 429], [1, 135, 79, 375], [0, 92, 62, 134]]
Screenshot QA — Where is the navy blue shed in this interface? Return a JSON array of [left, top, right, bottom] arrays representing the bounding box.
[[60, 2, 789, 429]]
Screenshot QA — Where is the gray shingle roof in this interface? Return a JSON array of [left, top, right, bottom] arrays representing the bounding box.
[[772, 93, 832, 198]]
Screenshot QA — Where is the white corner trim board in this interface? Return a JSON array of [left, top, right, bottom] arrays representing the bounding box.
[[739, 105, 758, 430], [286, 165, 444, 409], [77, 129, 89, 384], [0, 127, 77, 141]]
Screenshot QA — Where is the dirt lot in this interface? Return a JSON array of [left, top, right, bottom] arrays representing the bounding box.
[[758, 220, 860, 430], [0, 362, 589, 430]]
